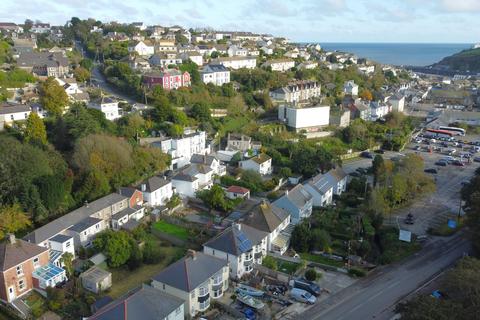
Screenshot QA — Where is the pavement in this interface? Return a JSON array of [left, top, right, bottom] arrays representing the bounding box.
[[301, 232, 471, 320]]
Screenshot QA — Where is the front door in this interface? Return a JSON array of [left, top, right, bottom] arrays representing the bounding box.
[[7, 286, 15, 301]]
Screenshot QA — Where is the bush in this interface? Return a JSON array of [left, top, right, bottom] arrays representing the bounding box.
[[143, 240, 163, 264], [305, 268, 319, 281], [348, 267, 367, 277], [262, 256, 278, 270]]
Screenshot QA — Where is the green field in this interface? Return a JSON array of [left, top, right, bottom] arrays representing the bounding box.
[[152, 220, 189, 240]]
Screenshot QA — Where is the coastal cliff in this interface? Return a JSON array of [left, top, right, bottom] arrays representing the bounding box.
[[430, 47, 480, 73]]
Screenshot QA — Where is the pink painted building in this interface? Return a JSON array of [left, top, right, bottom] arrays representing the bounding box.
[[143, 69, 191, 90]]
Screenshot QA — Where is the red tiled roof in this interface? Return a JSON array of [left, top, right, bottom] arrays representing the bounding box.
[[227, 186, 250, 194]]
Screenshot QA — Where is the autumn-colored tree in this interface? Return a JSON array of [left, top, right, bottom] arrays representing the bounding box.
[[39, 77, 69, 116], [359, 89, 373, 101], [0, 203, 32, 239], [24, 112, 47, 145], [73, 66, 91, 83]]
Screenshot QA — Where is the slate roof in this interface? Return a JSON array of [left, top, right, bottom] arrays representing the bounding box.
[[201, 64, 229, 73], [307, 172, 334, 195], [204, 224, 267, 256], [111, 206, 139, 221], [0, 238, 48, 271], [49, 234, 72, 243], [90, 284, 184, 320], [0, 102, 31, 115], [152, 251, 227, 292], [279, 184, 312, 209], [68, 217, 103, 233], [190, 154, 217, 166], [24, 193, 127, 244], [172, 173, 198, 182], [328, 167, 348, 182], [140, 176, 170, 193], [17, 52, 68, 68], [242, 202, 290, 233]]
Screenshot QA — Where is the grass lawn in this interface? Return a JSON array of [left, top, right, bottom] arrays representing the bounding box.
[[107, 244, 184, 299], [152, 220, 189, 240], [300, 253, 345, 268], [276, 259, 301, 275]]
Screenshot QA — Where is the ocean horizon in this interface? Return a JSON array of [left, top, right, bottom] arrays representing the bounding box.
[[314, 43, 472, 67]]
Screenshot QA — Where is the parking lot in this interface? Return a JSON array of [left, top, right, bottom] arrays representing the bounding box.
[[343, 133, 480, 236]]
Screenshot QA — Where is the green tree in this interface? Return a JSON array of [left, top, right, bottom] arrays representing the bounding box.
[[39, 77, 69, 116], [0, 203, 32, 239], [59, 252, 74, 278], [305, 268, 319, 281], [462, 170, 480, 254], [290, 222, 312, 253], [73, 66, 91, 82], [372, 155, 385, 186], [143, 240, 163, 264], [24, 112, 47, 145], [197, 184, 229, 211], [94, 230, 133, 267], [310, 229, 331, 251]]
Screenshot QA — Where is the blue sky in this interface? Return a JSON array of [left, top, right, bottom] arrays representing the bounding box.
[[1, 0, 480, 43]]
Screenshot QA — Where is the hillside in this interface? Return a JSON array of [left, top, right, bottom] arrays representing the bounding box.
[[431, 48, 480, 73]]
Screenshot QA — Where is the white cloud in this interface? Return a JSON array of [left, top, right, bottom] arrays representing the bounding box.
[[440, 0, 480, 12]]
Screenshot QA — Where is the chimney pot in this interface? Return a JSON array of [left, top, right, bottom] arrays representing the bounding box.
[[187, 249, 196, 260], [8, 234, 16, 244]]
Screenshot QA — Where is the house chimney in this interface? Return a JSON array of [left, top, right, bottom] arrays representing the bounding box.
[[186, 249, 197, 260], [8, 234, 16, 244], [141, 184, 147, 192]]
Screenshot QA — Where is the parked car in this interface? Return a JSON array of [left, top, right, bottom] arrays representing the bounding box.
[[405, 213, 415, 225], [474, 157, 480, 163], [289, 288, 317, 304], [424, 168, 438, 174], [435, 160, 448, 167], [413, 145, 421, 151], [360, 151, 373, 159], [452, 160, 465, 166], [290, 278, 321, 297]]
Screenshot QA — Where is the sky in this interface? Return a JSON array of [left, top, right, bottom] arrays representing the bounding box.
[[1, 0, 480, 43]]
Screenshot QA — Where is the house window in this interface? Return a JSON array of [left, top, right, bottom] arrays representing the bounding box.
[[18, 280, 25, 291], [33, 257, 40, 268], [212, 250, 215, 256], [16, 265, 23, 276], [95, 224, 100, 230], [66, 241, 71, 248], [83, 231, 87, 236], [191, 291, 195, 299], [10, 115, 14, 120]]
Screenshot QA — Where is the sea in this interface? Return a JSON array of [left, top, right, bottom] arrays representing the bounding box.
[[319, 43, 472, 67]]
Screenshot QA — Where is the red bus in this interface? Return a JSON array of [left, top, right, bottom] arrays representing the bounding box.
[[426, 129, 455, 137]]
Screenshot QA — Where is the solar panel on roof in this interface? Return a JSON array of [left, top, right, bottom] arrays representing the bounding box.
[[237, 231, 253, 253]]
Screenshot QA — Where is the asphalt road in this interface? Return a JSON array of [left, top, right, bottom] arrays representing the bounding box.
[[90, 64, 138, 104], [302, 233, 471, 320]]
